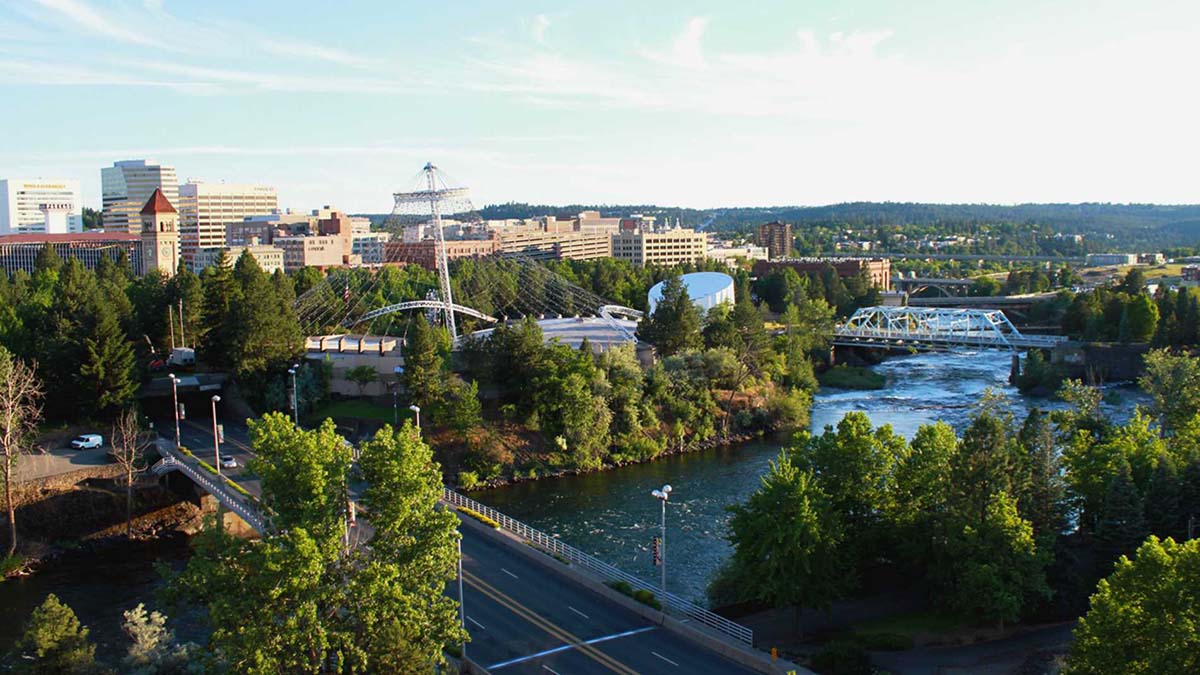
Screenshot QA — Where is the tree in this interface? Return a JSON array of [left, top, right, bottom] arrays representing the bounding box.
[[122, 603, 196, 675], [0, 346, 42, 559], [1095, 461, 1149, 570], [79, 304, 137, 419], [228, 253, 300, 380], [15, 593, 97, 674], [714, 454, 846, 635], [199, 252, 236, 369], [941, 491, 1050, 628], [1144, 455, 1183, 541], [638, 275, 702, 357], [1139, 349, 1200, 434], [1119, 293, 1158, 343], [401, 314, 445, 410], [345, 365, 378, 398], [1065, 537, 1200, 674], [110, 407, 149, 539], [1018, 408, 1068, 539], [446, 378, 483, 435], [952, 407, 1021, 527]]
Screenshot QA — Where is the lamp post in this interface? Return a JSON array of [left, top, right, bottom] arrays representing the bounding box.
[[393, 390, 399, 427], [458, 534, 466, 659], [651, 484, 672, 599], [211, 395, 222, 478], [168, 373, 181, 449], [409, 404, 421, 431], [288, 363, 300, 425]]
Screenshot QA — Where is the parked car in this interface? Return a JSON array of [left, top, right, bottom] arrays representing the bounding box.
[[70, 434, 103, 450], [220, 456, 238, 469]]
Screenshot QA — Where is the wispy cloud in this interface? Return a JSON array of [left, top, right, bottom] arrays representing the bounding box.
[[30, 0, 162, 46], [533, 14, 551, 44], [641, 16, 709, 68], [260, 41, 380, 68]]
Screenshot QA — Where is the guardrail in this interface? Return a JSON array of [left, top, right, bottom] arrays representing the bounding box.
[[443, 488, 753, 646], [155, 447, 268, 534]]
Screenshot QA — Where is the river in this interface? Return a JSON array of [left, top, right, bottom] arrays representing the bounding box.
[[475, 350, 1146, 604], [0, 351, 1144, 650]]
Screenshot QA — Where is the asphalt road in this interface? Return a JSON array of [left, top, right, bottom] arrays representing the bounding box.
[[161, 416, 261, 493], [458, 522, 759, 675]]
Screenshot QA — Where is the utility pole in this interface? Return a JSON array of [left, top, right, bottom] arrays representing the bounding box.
[[651, 484, 672, 599], [211, 395, 222, 477], [169, 374, 181, 449], [458, 535, 466, 660], [288, 364, 300, 425]]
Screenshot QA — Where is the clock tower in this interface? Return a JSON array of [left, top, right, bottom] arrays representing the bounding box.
[[140, 187, 179, 276]]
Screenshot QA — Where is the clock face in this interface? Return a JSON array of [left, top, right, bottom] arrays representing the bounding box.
[[162, 245, 172, 258]]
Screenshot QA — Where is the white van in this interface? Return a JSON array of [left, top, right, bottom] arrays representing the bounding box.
[[70, 434, 103, 450]]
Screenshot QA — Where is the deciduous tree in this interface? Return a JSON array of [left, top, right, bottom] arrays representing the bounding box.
[[15, 593, 97, 674], [0, 346, 42, 559]]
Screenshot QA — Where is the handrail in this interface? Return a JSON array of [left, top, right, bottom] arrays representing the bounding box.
[[443, 488, 754, 646], [158, 444, 268, 533]]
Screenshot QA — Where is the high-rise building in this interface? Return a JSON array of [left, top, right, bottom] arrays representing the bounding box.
[[140, 188, 180, 276], [0, 178, 83, 234], [101, 160, 178, 234], [0, 232, 142, 276], [178, 181, 278, 264], [755, 221, 793, 260]]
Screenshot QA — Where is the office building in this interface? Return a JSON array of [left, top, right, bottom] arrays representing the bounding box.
[[755, 221, 792, 260], [192, 237, 285, 275], [102, 160, 178, 234], [140, 188, 180, 276], [384, 238, 500, 270], [178, 181, 278, 264], [497, 229, 611, 261], [0, 179, 84, 234], [706, 243, 770, 268], [753, 257, 892, 291], [276, 234, 346, 270], [612, 228, 707, 267], [1084, 253, 1139, 267], [0, 232, 143, 276]]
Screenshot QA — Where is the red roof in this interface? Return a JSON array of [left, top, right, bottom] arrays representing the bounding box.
[[140, 188, 177, 215], [0, 232, 140, 244]]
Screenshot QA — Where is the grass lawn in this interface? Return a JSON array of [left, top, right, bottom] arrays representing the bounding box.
[[819, 364, 886, 390], [308, 399, 412, 424]]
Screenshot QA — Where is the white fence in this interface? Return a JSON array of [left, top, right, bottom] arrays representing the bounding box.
[[443, 488, 754, 646]]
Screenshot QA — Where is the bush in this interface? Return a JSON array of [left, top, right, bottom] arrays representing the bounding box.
[[632, 589, 662, 610], [606, 580, 634, 596], [818, 365, 885, 390], [457, 471, 480, 490], [1, 554, 23, 576], [196, 459, 218, 475], [456, 506, 500, 529], [811, 641, 873, 675], [855, 631, 913, 651]]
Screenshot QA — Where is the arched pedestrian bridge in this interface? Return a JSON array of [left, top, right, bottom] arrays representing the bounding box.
[[833, 306, 1068, 351]]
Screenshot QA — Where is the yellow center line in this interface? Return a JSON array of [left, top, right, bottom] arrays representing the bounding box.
[[464, 570, 640, 675]]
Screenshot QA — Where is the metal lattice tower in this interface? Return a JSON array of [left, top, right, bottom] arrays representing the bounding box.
[[388, 163, 475, 339]]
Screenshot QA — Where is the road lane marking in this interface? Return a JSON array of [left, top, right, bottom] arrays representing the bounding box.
[[568, 606, 589, 619], [651, 651, 679, 667], [485, 624, 656, 670], [542, 666, 561, 675], [501, 567, 519, 579], [468, 616, 486, 630], [464, 570, 640, 674]]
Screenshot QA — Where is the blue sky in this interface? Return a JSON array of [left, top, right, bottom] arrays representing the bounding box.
[[2, 0, 1198, 211]]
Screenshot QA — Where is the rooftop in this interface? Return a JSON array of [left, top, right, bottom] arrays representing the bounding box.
[[140, 187, 177, 216]]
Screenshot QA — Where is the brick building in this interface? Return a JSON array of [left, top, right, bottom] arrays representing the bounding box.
[[753, 257, 892, 291]]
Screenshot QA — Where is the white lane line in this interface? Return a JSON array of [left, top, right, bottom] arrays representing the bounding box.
[[467, 616, 486, 630], [568, 606, 589, 619], [652, 651, 680, 667], [488, 626, 656, 670], [501, 568, 519, 579], [541, 666, 561, 675]]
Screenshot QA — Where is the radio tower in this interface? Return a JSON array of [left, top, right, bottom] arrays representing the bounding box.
[[389, 163, 475, 340]]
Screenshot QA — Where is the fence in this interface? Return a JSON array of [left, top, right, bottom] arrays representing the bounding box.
[[442, 488, 754, 646]]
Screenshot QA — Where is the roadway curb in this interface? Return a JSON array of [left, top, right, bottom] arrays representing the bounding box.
[[454, 512, 811, 675]]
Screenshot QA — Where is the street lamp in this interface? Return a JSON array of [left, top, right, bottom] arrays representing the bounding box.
[[458, 534, 466, 659], [287, 363, 300, 425], [168, 373, 181, 449], [651, 484, 672, 599], [393, 390, 399, 427], [211, 395, 222, 478], [409, 404, 421, 430]]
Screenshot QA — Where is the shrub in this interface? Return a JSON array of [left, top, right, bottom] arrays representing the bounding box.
[[457, 471, 480, 490], [456, 506, 500, 529], [1, 554, 23, 576], [632, 589, 663, 610], [606, 580, 634, 596], [811, 641, 873, 675], [196, 459, 218, 475]]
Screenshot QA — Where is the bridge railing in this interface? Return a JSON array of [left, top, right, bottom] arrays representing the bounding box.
[[156, 446, 268, 533], [442, 488, 754, 646]]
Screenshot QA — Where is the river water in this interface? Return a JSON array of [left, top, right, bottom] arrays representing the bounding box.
[[0, 351, 1145, 647], [476, 350, 1146, 604]]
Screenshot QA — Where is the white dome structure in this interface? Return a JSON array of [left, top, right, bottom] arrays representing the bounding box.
[[647, 272, 735, 316]]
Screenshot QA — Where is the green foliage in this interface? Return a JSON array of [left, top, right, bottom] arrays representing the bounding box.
[[1139, 349, 1200, 434], [1094, 461, 1149, 570], [121, 603, 197, 675], [631, 588, 662, 610], [810, 641, 873, 675], [401, 314, 445, 410], [1119, 293, 1158, 342], [78, 304, 137, 418], [818, 364, 885, 390], [1014, 349, 1063, 395], [637, 274, 702, 356], [344, 364, 377, 397], [446, 378, 483, 435], [15, 593, 97, 674], [1065, 537, 1200, 675], [457, 470, 480, 490], [227, 253, 302, 381], [456, 506, 499, 529]]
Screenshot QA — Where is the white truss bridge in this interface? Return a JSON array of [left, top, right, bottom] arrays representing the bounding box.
[[833, 306, 1068, 351]]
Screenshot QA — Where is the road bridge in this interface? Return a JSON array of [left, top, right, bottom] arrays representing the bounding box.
[[832, 252, 1086, 265], [833, 306, 1068, 351], [893, 277, 976, 296]]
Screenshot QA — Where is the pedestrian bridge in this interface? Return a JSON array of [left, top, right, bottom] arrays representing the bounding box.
[[833, 306, 1068, 351]]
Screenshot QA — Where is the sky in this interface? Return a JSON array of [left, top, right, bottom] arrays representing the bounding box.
[[1, 0, 1199, 212]]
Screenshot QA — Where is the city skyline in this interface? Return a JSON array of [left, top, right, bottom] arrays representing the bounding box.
[[2, 0, 1199, 211]]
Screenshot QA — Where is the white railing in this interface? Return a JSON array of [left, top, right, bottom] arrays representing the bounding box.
[[157, 445, 268, 534], [443, 488, 754, 646]]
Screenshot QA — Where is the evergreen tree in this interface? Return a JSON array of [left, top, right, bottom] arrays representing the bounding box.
[[78, 304, 137, 419], [953, 408, 1021, 527], [15, 593, 96, 674], [1095, 461, 1150, 571], [1144, 455, 1183, 541], [199, 252, 236, 369], [447, 379, 483, 435], [227, 253, 299, 379], [401, 314, 445, 411], [167, 266, 204, 350], [1179, 459, 1200, 537], [1018, 408, 1068, 539], [1118, 294, 1158, 343], [638, 275, 701, 357], [33, 245, 62, 276]]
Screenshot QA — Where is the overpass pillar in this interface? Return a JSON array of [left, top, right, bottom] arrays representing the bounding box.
[[1009, 352, 1021, 385]]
